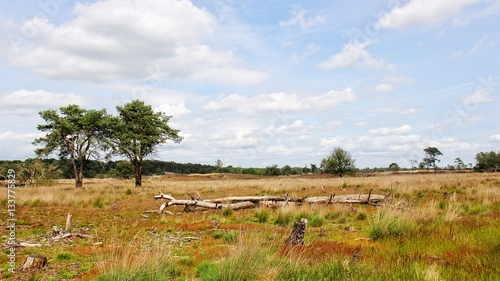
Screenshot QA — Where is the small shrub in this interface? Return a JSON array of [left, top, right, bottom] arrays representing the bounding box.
[[56, 252, 74, 261], [255, 209, 270, 223], [125, 188, 132, 195], [222, 231, 238, 244], [179, 257, 194, 266], [93, 198, 104, 208], [222, 208, 234, 217], [309, 214, 325, 227], [275, 210, 293, 226], [356, 212, 367, 221], [213, 232, 224, 239], [342, 182, 349, 189], [197, 261, 220, 281], [166, 227, 174, 233], [438, 201, 447, 210]]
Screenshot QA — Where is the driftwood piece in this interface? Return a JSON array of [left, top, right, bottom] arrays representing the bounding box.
[[285, 218, 308, 245], [20, 254, 47, 271]]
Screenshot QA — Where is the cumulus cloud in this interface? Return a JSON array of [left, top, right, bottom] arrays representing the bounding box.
[[376, 0, 479, 30], [155, 103, 191, 117], [317, 40, 393, 70], [2, 0, 266, 85], [0, 89, 85, 115], [279, 6, 326, 29], [368, 125, 412, 136], [203, 87, 356, 114]]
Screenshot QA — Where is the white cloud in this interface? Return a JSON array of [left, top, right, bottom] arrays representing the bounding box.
[[0, 89, 85, 115], [376, 0, 479, 30], [279, 6, 326, 29], [203, 88, 356, 114], [2, 0, 265, 85], [373, 83, 395, 93], [369, 125, 412, 136], [155, 103, 191, 117], [490, 135, 500, 142], [317, 40, 393, 70]]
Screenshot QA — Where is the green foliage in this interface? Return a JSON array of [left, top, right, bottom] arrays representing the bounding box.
[[356, 212, 367, 221], [475, 151, 500, 172], [277, 260, 353, 280], [33, 104, 113, 188], [197, 261, 220, 281], [222, 208, 234, 217], [321, 147, 357, 177], [93, 198, 104, 208], [112, 100, 183, 187], [309, 214, 325, 227], [56, 252, 74, 261], [389, 162, 400, 172], [254, 209, 270, 223], [423, 146, 443, 173], [275, 210, 293, 226], [125, 188, 132, 195]]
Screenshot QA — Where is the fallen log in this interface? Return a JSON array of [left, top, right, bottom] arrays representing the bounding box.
[[153, 190, 385, 213], [155, 193, 256, 213]]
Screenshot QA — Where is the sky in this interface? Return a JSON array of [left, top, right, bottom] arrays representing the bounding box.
[[0, 0, 499, 169]]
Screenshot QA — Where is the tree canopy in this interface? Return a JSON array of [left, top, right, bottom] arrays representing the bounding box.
[[321, 147, 356, 177], [33, 105, 112, 187], [112, 100, 183, 187], [422, 146, 443, 174]]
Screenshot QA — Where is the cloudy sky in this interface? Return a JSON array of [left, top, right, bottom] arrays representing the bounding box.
[[0, 0, 499, 169]]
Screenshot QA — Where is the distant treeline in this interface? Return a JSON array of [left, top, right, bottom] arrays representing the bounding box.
[[0, 159, 216, 180]]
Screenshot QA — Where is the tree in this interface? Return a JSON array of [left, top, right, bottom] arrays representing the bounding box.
[[215, 159, 224, 173], [388, 162, 400, 172], [409, 159, 418, 172], [475, 151, 500, 172], [423, 147, 442, 174], [112, 100, 183, 187], [321, 147, 356, 177], [454, 157, 465, 171], [33, 105, 112, 188], [265, 164, 280, 176]]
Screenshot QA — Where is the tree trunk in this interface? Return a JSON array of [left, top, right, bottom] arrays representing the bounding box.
[[285, 218, 308, 245], [20, 254, 47, 271], [135, 159, 143, 187]]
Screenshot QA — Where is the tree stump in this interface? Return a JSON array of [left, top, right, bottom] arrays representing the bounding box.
[[20, 254, 47, 271], [285, 218, 308, 245]]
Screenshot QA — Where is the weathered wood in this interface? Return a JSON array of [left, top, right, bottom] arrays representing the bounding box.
[[65, 213, 72, 233], [154, 191, 386, 213], [20, 254, 47, 271], [285, 218, 308, 245]]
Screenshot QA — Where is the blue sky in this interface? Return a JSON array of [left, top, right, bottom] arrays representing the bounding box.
[[0, 0, 499, 169]]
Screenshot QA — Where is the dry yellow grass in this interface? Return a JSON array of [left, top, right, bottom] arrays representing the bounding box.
[[1, 172, 499, 280]]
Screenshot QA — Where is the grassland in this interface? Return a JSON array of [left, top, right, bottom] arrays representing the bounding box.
[[1, 172, 499, 280]]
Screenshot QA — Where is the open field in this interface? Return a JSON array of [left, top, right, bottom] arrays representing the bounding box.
[[1, 172, 500, 280]]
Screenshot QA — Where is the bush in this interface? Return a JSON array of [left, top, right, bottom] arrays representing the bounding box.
[[309, 214, 325, 227], [275, 210, 293, 226], [255, 209, 270, 223], [197, 261, 220, 281]]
